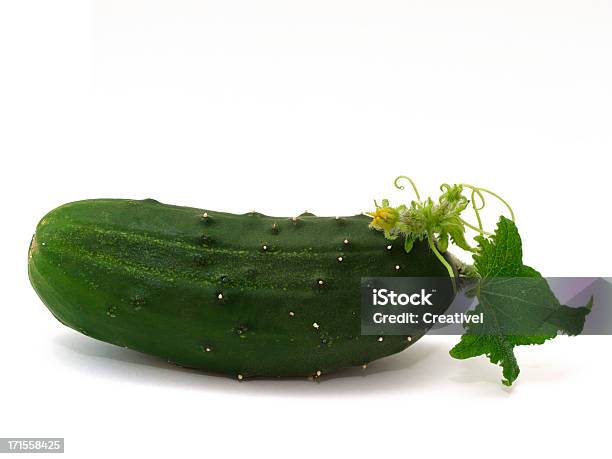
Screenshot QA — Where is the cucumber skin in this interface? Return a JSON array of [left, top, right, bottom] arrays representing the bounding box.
[[28, 199, 455, 378]]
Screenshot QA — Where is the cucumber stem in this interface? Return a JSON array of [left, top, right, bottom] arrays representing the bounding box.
[[427, 234, 457, 292]]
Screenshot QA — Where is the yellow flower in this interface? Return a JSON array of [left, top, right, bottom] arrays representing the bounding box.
[[367, 206, 399, 231]]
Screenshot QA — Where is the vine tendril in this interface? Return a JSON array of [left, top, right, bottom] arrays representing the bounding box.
[[460, 184, 516, 223], [394, 176, 421, 202], [462, 186, 487, 235], [461, 219, 493, 236], [470, 188, 485, 232]]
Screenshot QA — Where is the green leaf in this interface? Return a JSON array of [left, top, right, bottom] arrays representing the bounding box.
[[404, 235, 415, 254], [436, 233, 448, 252], [444, 216, 474, 252], [450, 217, 591, 386]]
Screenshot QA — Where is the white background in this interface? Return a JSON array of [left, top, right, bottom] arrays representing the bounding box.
[[1, 1, 611, 458]]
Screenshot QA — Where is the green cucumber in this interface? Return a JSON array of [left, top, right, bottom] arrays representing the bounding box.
[[28, 199, 456, 378]]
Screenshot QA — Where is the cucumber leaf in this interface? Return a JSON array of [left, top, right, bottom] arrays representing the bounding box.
[[450, 217, 591, 386], [404, 235, 415, 254]]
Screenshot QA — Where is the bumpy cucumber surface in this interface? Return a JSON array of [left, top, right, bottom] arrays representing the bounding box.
[[28, 199, 456, 378]]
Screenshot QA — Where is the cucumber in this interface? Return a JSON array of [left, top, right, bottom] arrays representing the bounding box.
[[28, 199, 456, 378]]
